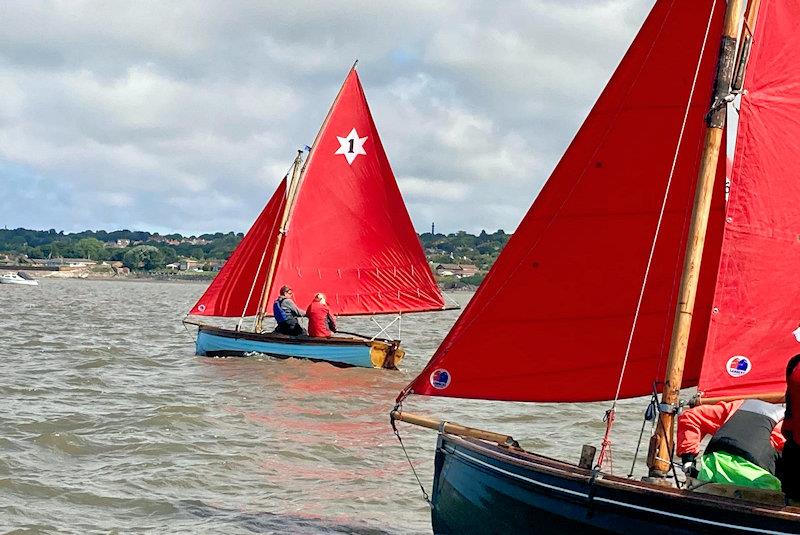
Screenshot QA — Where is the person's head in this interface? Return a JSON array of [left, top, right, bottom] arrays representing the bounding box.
[[280, 285, 293, 298], [314, 292, 326, 304], [788, 354, 800, 379]]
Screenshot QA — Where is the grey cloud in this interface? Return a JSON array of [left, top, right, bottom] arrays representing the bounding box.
[[0, 0, 652, 235]]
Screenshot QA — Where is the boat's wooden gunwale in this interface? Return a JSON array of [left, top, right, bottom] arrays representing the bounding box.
[[194, 323, 381, 347], [446, 433, 800, 520]]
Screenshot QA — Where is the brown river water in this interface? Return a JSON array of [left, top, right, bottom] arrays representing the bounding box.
[[1, 279, 654, 534]]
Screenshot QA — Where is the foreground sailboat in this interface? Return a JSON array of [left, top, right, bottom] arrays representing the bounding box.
[[392, 0, 800, 531], [184, 66, 448, 369]]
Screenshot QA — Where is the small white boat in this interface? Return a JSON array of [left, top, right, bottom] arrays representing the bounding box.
[[0, 271, 39, 286]]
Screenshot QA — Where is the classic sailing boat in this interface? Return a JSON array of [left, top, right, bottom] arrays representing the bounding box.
[[184, 66, 448, 369], [392, 0, 800, 531]]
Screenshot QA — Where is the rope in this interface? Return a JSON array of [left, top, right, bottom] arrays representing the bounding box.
[[599, 0, 717, 471], [628, 386, 659, 478], [595, 409, 616, 473], [610, 0, 719, 407], [390, 406, 432, 508]]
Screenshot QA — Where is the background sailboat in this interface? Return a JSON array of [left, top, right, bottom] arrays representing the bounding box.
[[185, 67, 448, 369], [391, 0, 800, 531]]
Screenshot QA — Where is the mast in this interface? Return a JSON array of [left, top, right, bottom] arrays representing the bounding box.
[[647, 0, 745, 478], [254, 150, 304, 332], [253, 62, 359, 332]]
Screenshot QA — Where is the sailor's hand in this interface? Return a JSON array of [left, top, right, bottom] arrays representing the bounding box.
[[681, 454, 698, 477]]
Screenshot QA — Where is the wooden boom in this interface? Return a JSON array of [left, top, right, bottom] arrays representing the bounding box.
[[391, 410, 518, 446]]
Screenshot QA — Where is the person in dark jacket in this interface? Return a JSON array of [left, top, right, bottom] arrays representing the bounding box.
[[272, 285, 306, 335], [677, 399, 784, 490], [780, 354, 800, 501], [306, 293, 337, 338]]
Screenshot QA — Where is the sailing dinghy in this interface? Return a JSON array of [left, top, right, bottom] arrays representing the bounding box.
[[392, 0, 800, 531], [184, 66, 448, 369]]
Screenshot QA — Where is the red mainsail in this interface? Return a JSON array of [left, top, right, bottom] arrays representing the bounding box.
[[189, 179, 287, 317], [270, 69, 445, 316], [402, 0, 726, 402], [698, 0, 800, 400]]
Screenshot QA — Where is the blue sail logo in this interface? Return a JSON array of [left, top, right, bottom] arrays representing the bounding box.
[[726, 355, 752, 377], [430, 369, 451, 389]]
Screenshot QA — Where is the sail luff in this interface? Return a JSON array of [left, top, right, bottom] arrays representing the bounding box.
[[254, 151, 303, 332], [647, 0, 744, 477]]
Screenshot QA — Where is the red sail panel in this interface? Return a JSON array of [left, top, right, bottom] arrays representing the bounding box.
[[699, 0, 800, 400], [270, 69, 445, 316], [189, 179, 287, 317], [402, 0, 726, 403]]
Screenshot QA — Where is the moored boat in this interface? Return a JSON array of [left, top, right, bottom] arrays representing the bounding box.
[[184, 65, 451, 369], [392, 0, 800, 530], [0, 271, 39, 286]]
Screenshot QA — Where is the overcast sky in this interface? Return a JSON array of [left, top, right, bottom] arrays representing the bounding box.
[[0, 1, 652, 236]]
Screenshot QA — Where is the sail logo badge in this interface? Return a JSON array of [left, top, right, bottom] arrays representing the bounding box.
[[430, 369, 451, 389], [726, 355, 752, 377], [335, 128, 368, 164]]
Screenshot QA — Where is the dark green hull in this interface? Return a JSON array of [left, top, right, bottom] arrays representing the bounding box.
[[431, 434, 800, 534]]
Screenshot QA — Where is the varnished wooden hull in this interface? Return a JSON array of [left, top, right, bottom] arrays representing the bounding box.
[[431, 433, 800, 534], [195, 325, 404, 369]]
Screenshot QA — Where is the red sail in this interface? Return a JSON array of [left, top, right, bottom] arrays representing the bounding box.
[[402, 0, 726, 402], [699, 0, 800, 400], [270, 69, 445, 316], [189, 179, 287, 317]]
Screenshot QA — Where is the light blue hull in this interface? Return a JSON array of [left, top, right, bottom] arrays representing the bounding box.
[[195, 327, 376, 368]]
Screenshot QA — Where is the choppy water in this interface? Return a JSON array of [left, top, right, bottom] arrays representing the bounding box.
[[1, 279, 654, 534]]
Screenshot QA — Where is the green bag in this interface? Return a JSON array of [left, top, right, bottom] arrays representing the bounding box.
[[698, 451, 782, 491]]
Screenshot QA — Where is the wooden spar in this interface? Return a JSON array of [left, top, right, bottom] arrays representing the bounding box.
[[696, 392, 785, 405], [732, 0, 762, 91], [647, 0, 745, 478], [283, 63, 356, 232], [391, 410, 518, 445], [253, 64, 358, 333], [254, 150, 304, 332]]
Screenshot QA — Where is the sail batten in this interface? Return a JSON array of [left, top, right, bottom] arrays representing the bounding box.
[[402, 0, 726, 403]]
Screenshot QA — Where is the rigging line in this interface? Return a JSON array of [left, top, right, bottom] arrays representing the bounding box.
[[409, 0, 685, 384], [390, 406, 432, 507], [610, 0, 718, 408]]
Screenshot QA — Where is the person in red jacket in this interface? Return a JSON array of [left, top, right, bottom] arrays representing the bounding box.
[[306, 293, 337, 338], [781, 354, 800, 501], [676, 399, 784, 490]]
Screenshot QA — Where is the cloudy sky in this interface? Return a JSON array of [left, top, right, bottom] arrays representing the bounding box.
[[0, 1, 652, 235]]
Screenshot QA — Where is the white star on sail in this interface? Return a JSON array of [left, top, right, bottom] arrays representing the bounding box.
[[335, 128, 368, 164]]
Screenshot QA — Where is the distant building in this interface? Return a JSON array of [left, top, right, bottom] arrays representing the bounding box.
[[179, 259, 204, 271], [435, 263, 480, 278]]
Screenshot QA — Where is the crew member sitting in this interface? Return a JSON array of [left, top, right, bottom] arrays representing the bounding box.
[[677, 399, 785, 490], [272, 285, 306, 335], [306, 293, 337, 338]]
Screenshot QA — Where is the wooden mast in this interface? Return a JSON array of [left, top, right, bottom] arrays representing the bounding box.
[[254, 150, 304, 332], [253, 62, 359, 332], [646, 0, 745, 478]]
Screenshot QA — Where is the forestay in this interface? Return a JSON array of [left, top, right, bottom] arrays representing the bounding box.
[[401, 0, 727, 403]]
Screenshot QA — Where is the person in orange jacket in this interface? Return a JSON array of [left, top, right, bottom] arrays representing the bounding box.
[[676, 399, 785, 490], [306, 293, 337, 338]]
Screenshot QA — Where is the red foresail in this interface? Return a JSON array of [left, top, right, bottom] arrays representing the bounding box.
[[402, 0, 726, 403], [269, 69, 445, 316], [189, 179, 287, 317], [699, 0, 800, 400]]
